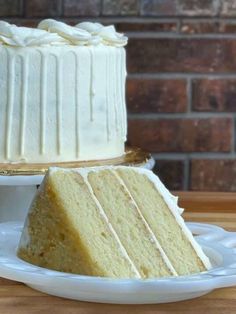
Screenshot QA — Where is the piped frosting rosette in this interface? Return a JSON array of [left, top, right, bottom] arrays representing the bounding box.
[[0, 19, 127, 47], [37, 19, 98, 46], [76, 21, 128, 47], [38, 19, 128, 47], [0, 21, 66, 47]]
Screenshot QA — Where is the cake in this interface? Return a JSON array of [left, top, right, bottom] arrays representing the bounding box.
[[0, 20, 127, 163], [17, 166, 211, 278]]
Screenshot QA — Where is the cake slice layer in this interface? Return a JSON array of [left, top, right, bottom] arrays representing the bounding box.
[[117, 168, 208, 275], [17, 166, 211, 279], [88, 169, 176, 278], [18, 170, 139, 278]]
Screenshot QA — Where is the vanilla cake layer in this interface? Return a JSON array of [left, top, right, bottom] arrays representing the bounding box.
[[18, 170, 138, 277], [18, 166, 211, 278], [0, 20, 127, 163], [116, 169, 207, 275], [87, 170, 175, 277]]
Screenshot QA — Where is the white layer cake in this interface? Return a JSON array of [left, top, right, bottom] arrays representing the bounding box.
[[0, 20, 127, 163]]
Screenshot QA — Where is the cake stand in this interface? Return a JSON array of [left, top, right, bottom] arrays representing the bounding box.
[[0, 148, 155, 222]]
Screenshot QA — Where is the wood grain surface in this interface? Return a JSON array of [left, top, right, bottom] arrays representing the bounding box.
[[0, 191, 236, 314]]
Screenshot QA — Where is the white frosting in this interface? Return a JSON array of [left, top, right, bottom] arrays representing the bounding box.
[[38, 19, 99, 46], [76, 22, 103, 33], [76, 22, 128, 47], [36, 19, 127, 47], [0, 21, 66, 47], [0, 20, 127, 48], [0, 44, 126, 163], [0, 19, 127, 163], [49, 166, 212, 272]]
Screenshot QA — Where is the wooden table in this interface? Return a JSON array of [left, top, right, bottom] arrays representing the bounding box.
[[1, 191, 236, 314]]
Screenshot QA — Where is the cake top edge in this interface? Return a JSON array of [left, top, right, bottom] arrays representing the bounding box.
[[0, 19, 128, 48]]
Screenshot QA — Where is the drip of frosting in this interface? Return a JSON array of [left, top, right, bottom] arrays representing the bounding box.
[[0, 21, 66, 47]]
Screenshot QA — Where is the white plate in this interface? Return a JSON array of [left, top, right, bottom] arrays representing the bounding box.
[[0, 221, 236, 304]]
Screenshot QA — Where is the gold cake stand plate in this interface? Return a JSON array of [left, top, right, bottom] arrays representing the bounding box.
[[0, 147, 154, 176]]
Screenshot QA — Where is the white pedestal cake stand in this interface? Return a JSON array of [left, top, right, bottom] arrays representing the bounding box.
[[0, 151, 155, 222]]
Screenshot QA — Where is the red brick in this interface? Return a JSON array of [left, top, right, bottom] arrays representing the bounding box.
[[180, 21, 218, 34], [219, 21, 236, 33], [128, 118, 232, 153], [221, 0, 236, 16], [25, 0, 62, 17], [116, 22, 177, 32], [64, 0, 100, 17], [192, 79, 236, 112], [140, 0, 177, 16], [102, 0, 139, 15], [178, 0, 220, 16], [127, 38, 236, 73], [191, 159, 236, 191], [127, 79, 187, 113], [153, 160, 185, 190], [0, 0, 22, 16]]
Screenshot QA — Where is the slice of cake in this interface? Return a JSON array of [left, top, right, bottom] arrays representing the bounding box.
[[17, 166, 211, 278]]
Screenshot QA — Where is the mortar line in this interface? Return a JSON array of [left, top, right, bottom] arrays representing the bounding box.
[[184, 158, 190, 191], [100, 0, 103, 16], [126, 32, 236, 39], [186, 77, 192, 113], [7, 16, 236, 24], [128, 112, 234, 119], [60, 0, 64, 17], [233, 118, 236, 153], [176, 17, 181, 33], [152, 152, 236, 159], [128, 73, 236, 79]]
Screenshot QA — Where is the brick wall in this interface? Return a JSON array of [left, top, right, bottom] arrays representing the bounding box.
[[2, 0, 236, 191]]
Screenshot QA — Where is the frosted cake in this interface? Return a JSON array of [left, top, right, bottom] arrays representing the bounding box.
[[0, 20, 127, 163]]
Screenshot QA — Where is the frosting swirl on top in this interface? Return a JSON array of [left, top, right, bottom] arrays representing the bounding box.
[[38, 19, 100, 46], [0, 19, 128, 47], [0, 21, 66, 47], [76, 22, 128, 47], [38, 19, 127, 47]]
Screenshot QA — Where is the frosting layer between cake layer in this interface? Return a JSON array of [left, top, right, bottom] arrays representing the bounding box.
[[0, 44, 127, 163]]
